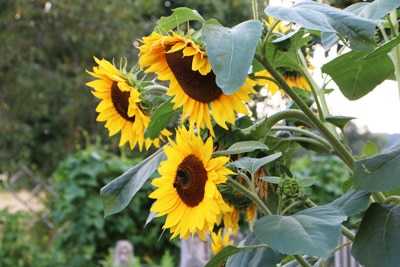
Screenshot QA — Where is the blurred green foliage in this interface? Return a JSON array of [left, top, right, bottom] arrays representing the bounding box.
[[48, 145, 179, 266], [0, 209, 63, 266], [0, 145, 180, 266]]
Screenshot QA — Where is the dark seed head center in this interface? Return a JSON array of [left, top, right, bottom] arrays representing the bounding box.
[[173, 154, 208, 207], [165, 48, 222, 103], [111, 81, 135, 122]]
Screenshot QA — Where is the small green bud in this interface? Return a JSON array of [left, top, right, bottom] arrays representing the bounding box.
[[278, 177, 301, 200]]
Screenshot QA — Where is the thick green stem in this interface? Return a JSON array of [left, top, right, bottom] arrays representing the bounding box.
[[227, 176, 272, 216], [341, 225, 355, 242], [255, 54, 355, 170], [294, 255, 312, 267], [388, 10, 400, 101], [384, 195, 400, 204], [280, 199, 307, 215], [252, 0, 259, 20], [271, 125, 332, 149], [264, 109, 317, 130], [372, 191, 387, 203]]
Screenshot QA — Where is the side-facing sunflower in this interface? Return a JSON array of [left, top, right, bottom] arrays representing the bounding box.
[[138, 32, 256, 135], [255, 68, 311, 96], [149, 125, 234, 240], [86, 56, 170, 150], [211, 228, 234, 255]]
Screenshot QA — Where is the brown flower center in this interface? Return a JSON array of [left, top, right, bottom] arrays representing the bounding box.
[[165, 48, 222, 103], [173, 154, 208, 207], [111, 81, 135, 122]]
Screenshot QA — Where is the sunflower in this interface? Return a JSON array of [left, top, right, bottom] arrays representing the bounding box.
[[211, 228, 234, 255], [86, 56, 170, 150], [220, 204, 240, 235], [149, 125, 234, 240], [255, 68, 311, 95], [138, 32, 256, 135]]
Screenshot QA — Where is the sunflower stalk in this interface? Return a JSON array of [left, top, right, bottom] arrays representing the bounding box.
[[254, 53, 355, 170], [270, 125, 332, 149], [280, 198, 307, 215], [387, 10, 400, 102], [293, 254, 312, 267], [297, 50, 337, 138], [251, 0, 259, 21]]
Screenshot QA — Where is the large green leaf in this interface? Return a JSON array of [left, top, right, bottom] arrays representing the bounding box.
[[322, 49, 394, 100], [213, 141, 269, 156], [100, 148, 165, 217], [225, 233, 286, 267], [155, 7, 204, 33], [264, 0, 376, 50], [328, 188, 370, 216], [233, 153, 282, 175], [145, 98, 176, 139], [202, 20, 262, 95], [206, 244, 269, 267], [362, 34, 400, 60], [352, 203, 400, 267], [254, 205, 347, 258], [345, 0, 400, 19], [353, 141, 400, 191]]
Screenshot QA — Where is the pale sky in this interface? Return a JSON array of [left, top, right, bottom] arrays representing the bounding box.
[[326, 80, 400, 134]]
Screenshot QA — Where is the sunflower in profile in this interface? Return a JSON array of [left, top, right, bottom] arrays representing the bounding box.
[[255, 68, 311, 96], [138, 32, 256, 135], [220, 205, 240, 235], [211, 228, 234, 255], [149, 125, 234, 240], [86, 56, 170, 150]]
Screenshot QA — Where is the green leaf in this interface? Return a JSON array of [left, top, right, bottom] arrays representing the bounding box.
[[254, 205, 347, 258], [206, 244, 269, 267], [324, 115, 355, 128], [329, 189, 371, 216], [345, 0, 400, 19], [259, 176, 281, 184], [100, 148, 165, 217], [353, 141, 400, 191], [352, 203, 400, 267], [264, 0, 376, 50], [363, 140, 378, 157], [155, 7, 204, 33], [322, 49, 394, 100], [145, 98, 176, 139], [225, 233, 286, 267], [362, 34, 400, 60], [321, 35, 400, 100], [213, 141, 269, 156], [233, 153, 282, 175], [202, 20, 262, 95]]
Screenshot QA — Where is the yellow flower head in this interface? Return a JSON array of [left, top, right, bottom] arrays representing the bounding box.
[[211, 228, 234, 255], [138, 32, 256, 135], [86, 56, 170, 150], [255, 69, 311, 95], [221, 204, 240, 235], [149, 125, 234, 240]]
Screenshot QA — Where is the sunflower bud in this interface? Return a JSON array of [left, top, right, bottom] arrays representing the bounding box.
[[278, 177, 302, 200]]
